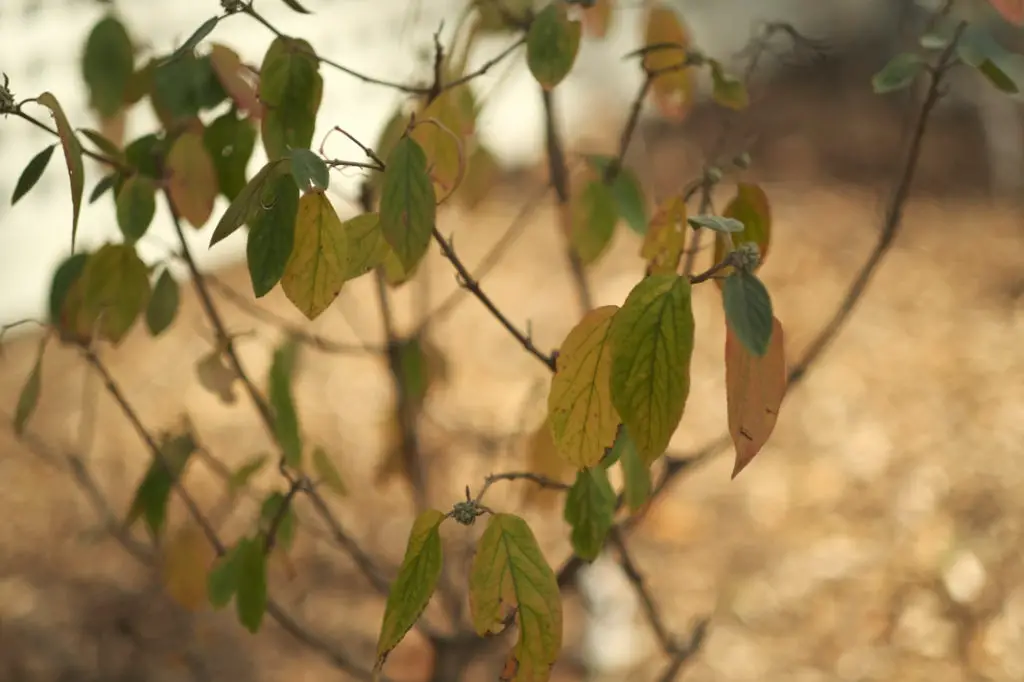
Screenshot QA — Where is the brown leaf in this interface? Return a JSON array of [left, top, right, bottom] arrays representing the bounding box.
[[725, 316, 787, 478], [210, 43, 263, 119]]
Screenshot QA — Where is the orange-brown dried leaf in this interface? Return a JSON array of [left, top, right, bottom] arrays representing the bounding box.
[[725, 316, 787, 478], [210, 44, 263, 119], [581, 0, 613, 39]]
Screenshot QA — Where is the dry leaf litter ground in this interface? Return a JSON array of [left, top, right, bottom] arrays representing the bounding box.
[[2, 69, 1024, 682]]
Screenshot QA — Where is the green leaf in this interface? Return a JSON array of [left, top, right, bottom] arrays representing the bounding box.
[[288, 148, 330, 192], [235, 536, 268, 633], [608, 274, 695, 464], [246, 169, 300, 297], [14, 339, 46, 436], [36, 93, 85, 251], [563, 467, 615, 561], [89, 173, 119, 204], [268, 339, 303, 468], [527, 2, 582, 90], [872, 52, 925, 94], [48, 252, 89, 329], [586, 155, 648, 235], [977, 58, 1020, 94], [570, 180, 618, 265], [375, 509, 446, 671], [82, 15, 134, 118], [152, 53, 227, 125], [126, 433, 196, 538], [687, 214, 744, 233], [280, 0, 313, 13], [210, 158, 288, 247], [312, 446, 346, 496], [469, 513, 562, 680], [79, 243, 152, 344], [12, 145, 57, 205], [259, 491, 297, 551], [228, 455, 269, 495], [259, 37, 323, 160], [124, 133, 166, 180], [548, 306, 621, 468], [78, 128, 125, 161], [722, 271, 773, 357], [709, 60, 749, 110], [207, 541, 244, 609], [172, 16, 220, 60], [280, 190, 348, 320], [116, 175, 157, 243], [146, 268, 180, 336], [380, 136, 436, 272], [204, 110, 257, 202], [616, 426, 651, 512], [339, 214, 388, 281]]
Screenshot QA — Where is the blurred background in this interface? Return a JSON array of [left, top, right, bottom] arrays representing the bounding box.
[[1, 1, 1024, 681]]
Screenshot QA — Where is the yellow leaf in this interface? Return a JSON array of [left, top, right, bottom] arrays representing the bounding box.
[[411, 91, 468, 199], [726, 316, 787, 478], [280, 191, 348, 320], [641, 5, 696, 120], [521, 417, 575, 511], [167, 131, 218, 228], [470, 513, 562, 681], [640, 195, 687, 275], [162, 522, 216, 612], [548, 306, 621, 468]]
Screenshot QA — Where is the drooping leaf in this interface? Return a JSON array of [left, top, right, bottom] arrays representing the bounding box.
[[36, 93, 85, 251], [616, 426, 651, 512], [79, 243, 152, 344], [204, 109, 257, 201], [210, 158, 289, 247], [608, 274, 695, 464], [12, 145, 57, 205], [14, 339, 46, 436], [259, 37, 323, 160], [872, 52, 926, 94], [312, 446, 347, 496], [342, 213, 390, 281], [146, 268, 180, 336], [167, 131, 219, 228], [526, 2, 582, 90], [470, 513, 562, 681], [722, 271, 773, 357], [268, 339, 303, 469], [208, 541, 244, 609], [548, 306, 621, 468], [570, 180, 618, 265], [162, 521, 215, 611], [714, 183, 771, 282], [235, 536, 268, 633], [82, 15, 135, 119], [115, 174, 157, 242], [246, 168, 300, 297], [126, 432, 196, 538], [563, 467, 616, 561], [726, 316, 787, 478], [209, 43, 263, 118], [280, 191, 348, 320], [709, 60, 749, 109], [380, 136, 436, 272], [641, 5, 695, 119], [288, 148, 330, 192], [640, 194, 687, 275], [374, 509, 446, 671]]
